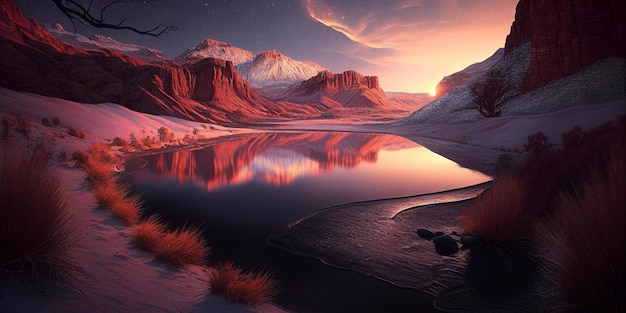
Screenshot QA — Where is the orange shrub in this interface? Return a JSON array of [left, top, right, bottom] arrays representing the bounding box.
[[132, 216, 208, 267], [540, 145, 625, 312], [154, 228, 207, 267], [132, 215, 167, 252], [0, 145, 75, 283], [92, 181, 141, 225], [209, 262, 278, 305], [460, 176, 532, 244]]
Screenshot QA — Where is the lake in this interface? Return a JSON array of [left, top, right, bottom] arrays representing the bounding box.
[[124, 131, 491, 312]]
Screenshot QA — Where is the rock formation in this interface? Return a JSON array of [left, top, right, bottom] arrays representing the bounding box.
[[505, 0, 626, 90], [0, 0, 320, 122], [283, 70, 393, 109]]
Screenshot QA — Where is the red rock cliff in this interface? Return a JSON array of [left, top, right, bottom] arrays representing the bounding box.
[[504, 0, 626, 90], [0, 0, 319, 122], [300, 70, 381, 94]]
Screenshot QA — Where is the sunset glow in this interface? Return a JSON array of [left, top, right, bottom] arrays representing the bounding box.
[[16, 0, 519, 93], [430, 86, 437, 97], [303, 0, 518, 92]]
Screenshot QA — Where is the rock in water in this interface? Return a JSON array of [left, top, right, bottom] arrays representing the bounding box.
[[433, 235, 459, 256], [416, 228, 435, 239]]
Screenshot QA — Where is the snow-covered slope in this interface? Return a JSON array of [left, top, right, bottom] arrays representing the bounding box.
[[44, 23, 168, 63], [236, 50, 326, 90], [401, 43, 531, 124], [400, 42, 626, 125], [175, 38, 255, 66]]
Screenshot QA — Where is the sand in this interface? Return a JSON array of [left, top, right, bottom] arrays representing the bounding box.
[[0, 87, 283, 313]]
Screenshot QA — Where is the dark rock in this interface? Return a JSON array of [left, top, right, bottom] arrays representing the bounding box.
[[434, 231, 445, 237], [416, 228, 435, 239], [432, 235, 459, 256], [460, 235, 480, 247]]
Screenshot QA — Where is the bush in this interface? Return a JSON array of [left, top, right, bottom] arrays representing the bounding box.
[[460, 177, 532, 244], [52, 117, 61, 126], [1, 116, 16, 141], [14, 114, 31, 138], [71, 150, 88, 165], [93, 181, 142, 225], [469, 69, 513, 118], [0, 145, 75, 283], [110, 137, 129, 148], [132, 216, 208, 267], [560, 125, 585, 150], [67, 128, 86, 139], [209, 262, 278, 305], [158, 127, 175, 143], [523, 131, 549, 154], [129, 133, 138, 146], [539, 144, 625, 312], [41, 117, 54, 127], [516, 118, 625, 214]]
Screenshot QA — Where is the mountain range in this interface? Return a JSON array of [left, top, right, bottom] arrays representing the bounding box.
[[1, 0, 624, 125], [1, 0, 423, 123]]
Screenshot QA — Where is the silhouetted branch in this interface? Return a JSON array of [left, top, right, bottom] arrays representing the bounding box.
[[50, 0, 180, 38]]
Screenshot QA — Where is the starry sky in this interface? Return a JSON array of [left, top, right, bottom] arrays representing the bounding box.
[[14, 0, 518, 93]]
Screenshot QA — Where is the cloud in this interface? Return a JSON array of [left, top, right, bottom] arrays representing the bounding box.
[[302, 0, 517, 66]]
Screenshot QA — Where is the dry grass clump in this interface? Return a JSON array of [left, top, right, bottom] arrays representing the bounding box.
[[67, 128, 86, 139], [209, 262, 278, 305], [92, 182, 141, 225], [0, 144, 75, 283], [460, 176, 532, 244], [539, 144, 625, 312], [132, 216, 208, 267]]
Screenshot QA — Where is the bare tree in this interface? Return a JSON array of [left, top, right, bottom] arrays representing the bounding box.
[[469, 69, 512, 118], [51, 0, 180, 38]]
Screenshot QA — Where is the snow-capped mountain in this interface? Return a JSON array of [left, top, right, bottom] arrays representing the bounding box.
[[175, 38, 255, 66], [174, 38, 255, 66], [235, 49, 326, 90], [44, 23, 168, 63], [176, 39, 326, 96]]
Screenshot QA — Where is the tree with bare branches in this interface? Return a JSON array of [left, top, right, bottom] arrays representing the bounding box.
[[50, 0, 179, 38], [469, 69, 513, 118]]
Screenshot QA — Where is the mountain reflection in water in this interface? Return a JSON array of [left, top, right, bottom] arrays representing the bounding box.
[[125, 131, 491, 313], [134, 132, 423, 190]]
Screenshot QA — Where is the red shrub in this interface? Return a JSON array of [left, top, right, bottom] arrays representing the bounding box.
[[460, 176, 531, 244], [209, 262, 278, 305], [0, 145, 75, 283], [92, 181, 142, 225], [539, 144, 625, 312], [132, 216, 208, 267]]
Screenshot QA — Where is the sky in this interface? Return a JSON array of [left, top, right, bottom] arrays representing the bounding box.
[[14, 0, 518, 94]]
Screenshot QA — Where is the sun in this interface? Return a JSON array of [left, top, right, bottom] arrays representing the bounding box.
[[430, 86, 437, 97]]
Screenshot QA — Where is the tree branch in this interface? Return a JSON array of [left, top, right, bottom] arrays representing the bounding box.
[[51, 0, 180, 38]]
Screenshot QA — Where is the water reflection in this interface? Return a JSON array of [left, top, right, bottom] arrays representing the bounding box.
[[131, 132, 422, 190], [126, 131, 491, 313]]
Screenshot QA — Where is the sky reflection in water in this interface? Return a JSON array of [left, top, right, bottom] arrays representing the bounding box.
[[127, 131, 491, 312], [128, 132, 491, 236]]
